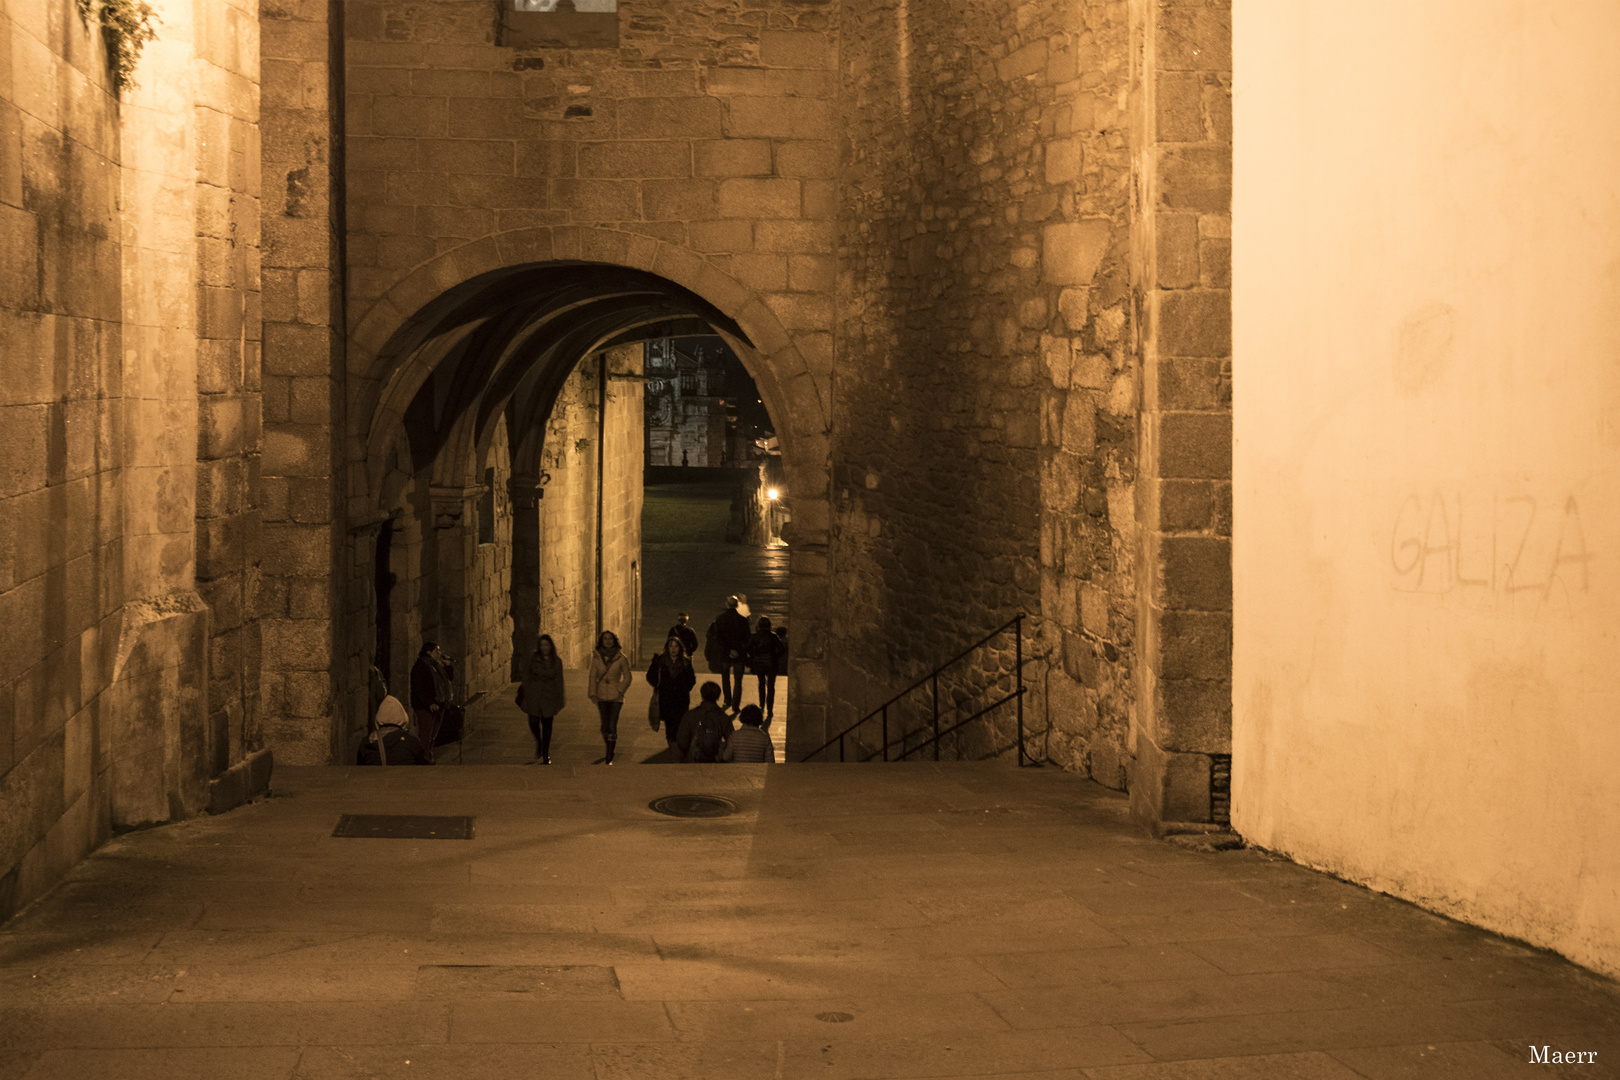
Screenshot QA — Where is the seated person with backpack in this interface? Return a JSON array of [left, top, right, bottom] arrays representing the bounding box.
[[676, 681, 734, 763], [723, 705, 775, 763], [358, 667, 431, 766]]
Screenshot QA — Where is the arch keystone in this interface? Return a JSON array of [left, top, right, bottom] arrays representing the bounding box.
[[496, 227, 555, 266], [579, 229, 633, 265]]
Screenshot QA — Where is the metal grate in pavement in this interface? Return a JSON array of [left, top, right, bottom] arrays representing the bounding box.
[[332, 814, 475, 839]]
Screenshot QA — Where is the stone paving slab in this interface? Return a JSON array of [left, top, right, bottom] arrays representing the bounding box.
[[0, 764, 1615, 1079], [638, 481, 790, 666]]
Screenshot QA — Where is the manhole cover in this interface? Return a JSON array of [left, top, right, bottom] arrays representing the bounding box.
[[649, 794, 737, 818], [815, 1011, 855, 1023], [333, 814, 475, 839]]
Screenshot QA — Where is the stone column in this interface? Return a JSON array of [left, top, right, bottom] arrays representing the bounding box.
[[428, 485, 481, 696], [1129, 0, 1233, 832], [507, 472, 544, 680]]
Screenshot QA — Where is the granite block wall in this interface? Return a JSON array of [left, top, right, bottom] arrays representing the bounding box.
[[831, 0, 1142, 775], [532, 345, 643, 672], [1129, 0, 1232, 826]]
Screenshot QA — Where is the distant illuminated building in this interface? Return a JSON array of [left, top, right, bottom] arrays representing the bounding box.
[[644, 339, 729, 467]]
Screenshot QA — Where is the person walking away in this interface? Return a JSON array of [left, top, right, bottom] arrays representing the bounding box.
[[587, 630, 632, 764], [746, 616, 786, 726], [646, 636, 696, 759], [677, 682, 734, 763], [723, 705, 775, 763], [712, 596, 751, 713], [409, 641, 453, 764], [668, 613, 698, 659], [519, 634, 565, 764]]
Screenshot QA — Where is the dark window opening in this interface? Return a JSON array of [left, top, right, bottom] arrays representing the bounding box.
[[503, 0, 618, 49], [478, 467, 495, 545]]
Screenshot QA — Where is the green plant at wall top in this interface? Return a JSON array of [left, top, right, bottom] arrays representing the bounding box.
[[77, 0, 160, 93]]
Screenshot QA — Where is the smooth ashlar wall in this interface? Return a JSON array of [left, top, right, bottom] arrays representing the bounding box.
[[1233, 1, 1620, 975], [0, 0, 262, 920]]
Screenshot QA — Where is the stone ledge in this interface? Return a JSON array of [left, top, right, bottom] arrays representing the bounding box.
[[207, 749, 275, 815], [1162, 823, 1244, 851]]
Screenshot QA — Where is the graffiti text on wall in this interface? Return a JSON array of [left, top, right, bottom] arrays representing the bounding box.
[[1390, 492, 1593, 605]]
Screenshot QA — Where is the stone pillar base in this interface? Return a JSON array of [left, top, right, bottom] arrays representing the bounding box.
[[1129, 735, 1212, 835]]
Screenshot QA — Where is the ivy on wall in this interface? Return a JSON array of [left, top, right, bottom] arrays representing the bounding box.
[[77, 0, 160, 93]]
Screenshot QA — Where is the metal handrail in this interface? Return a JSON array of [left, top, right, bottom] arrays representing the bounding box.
[[801, 613, 1032, 766], [859, 687, 1027, 762]]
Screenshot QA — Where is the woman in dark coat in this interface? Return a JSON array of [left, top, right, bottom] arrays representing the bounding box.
[[746, 617, 786, 725], [519, 634, 565, 764], [645, 636, 696, 758]]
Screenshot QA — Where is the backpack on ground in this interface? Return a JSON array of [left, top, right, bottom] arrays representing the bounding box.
[[434, 703, 465, 746], [692, 712, 727, 763]]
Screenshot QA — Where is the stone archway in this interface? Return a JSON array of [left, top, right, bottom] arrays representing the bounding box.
[[329, 228, 835, 761]]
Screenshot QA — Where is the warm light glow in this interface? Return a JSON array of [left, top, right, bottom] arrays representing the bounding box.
[[766, 488, 780, 501]]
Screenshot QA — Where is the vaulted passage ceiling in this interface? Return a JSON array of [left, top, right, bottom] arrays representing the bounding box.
[[388, 262, 749, 476]]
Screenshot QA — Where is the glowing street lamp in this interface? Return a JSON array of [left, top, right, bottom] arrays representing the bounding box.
[[766, 487, 780, 501]]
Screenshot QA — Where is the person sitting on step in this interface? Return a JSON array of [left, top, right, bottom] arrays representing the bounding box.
[[723, 705, 774, 764], [677, 681, 734, 763]]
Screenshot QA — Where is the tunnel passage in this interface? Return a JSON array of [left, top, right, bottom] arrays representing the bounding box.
[[350, 260, 805, 758]]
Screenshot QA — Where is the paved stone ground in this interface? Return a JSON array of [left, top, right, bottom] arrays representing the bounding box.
[[639, 482, 790, 665], [0, 765, 1615, 1080]]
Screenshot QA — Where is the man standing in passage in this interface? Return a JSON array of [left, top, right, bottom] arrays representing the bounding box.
[[668, 613, 698, 659], [711, 595, 751, 713], [409, 641, 454, 764]]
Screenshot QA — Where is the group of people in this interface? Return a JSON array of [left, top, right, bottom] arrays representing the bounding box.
[[698, 595, 788, 721], [514, 595, 784, 765], [368, 596, 786, 766], [360, 641, 457, 765]]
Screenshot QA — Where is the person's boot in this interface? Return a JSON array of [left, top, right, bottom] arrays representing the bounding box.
[[604, 738, 615, 765]]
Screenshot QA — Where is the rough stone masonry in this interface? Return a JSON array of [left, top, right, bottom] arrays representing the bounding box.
[[0, 0, 1233, 925]]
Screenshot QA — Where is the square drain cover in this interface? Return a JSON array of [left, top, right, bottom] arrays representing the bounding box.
[[333, 814, 474, 839]]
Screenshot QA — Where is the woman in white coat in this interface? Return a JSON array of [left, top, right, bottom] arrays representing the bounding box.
[[586, 630, 632, 764]]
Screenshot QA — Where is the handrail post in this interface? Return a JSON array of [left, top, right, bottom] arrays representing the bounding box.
[[1015, 614, 1025, 766], [931, 672, 939, 762], [839, 730, 845, 763], [881, 704, 888, 762]]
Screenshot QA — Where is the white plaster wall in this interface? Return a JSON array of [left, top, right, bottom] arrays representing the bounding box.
[[1233, 1, 1620, 976]]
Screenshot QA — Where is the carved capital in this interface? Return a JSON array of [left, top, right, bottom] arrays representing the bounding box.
[[507, 470, 550, 509], [428, 484, 482, 530]]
